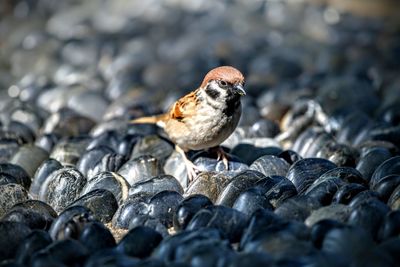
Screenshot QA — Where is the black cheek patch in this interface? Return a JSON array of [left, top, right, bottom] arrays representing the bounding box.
[[205, 87, 220, 99]]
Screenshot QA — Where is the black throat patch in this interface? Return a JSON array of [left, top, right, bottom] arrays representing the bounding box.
[[205, 86, 220, 100]]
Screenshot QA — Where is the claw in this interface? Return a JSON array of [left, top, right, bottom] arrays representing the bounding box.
[[215, 146, 229, 170], [175, 145, 201, 183]]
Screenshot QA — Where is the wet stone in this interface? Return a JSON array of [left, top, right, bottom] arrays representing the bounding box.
[[152, 228, 223, 263], [5, 121, 36, 144], [185, 172, 231, 202], [84, 249, 139, 267], [116, 226, 163, 259], [49, 206, 96, 241], [232, 187, 274, 216], [348, 190, 381, 208], [0, 183, 29, 217], [76, 146, 114, 178], [148, 190, 184, 228], [305, 204, 351, 226], [241, 220, 313, 259], [249, 155, 290, 177], [80, 171, 129, 204], [68, 189, 118, 223], [15, 230, 52, 266], [192, 151, 248, 174], [319, 167, 366, 186], [0, 172, 21, 186], [186, 206, 247, 243], [230, 144, 282, 165], [41, 108, 96, 138], [332, 183, 368, 205], [117, 155, 164, 186], [130, 135, 174, 164], [86, 130, 121, 152], [128, 216, 170, 238], [264, 177, 298, 208], [39, 167, 86, 213], [388, 184, 400, 210], [0, 222, 32, 262], [79, 221, 116, 254], [87, 153, 127, 179], [274, 195, 322, 221], [0, 139, 19, 163], [377, 210, 400, 242], [1, 200, 57, 230], [348, 199, 390, 239], [287, 158, 337, 194], [10, 145, 48, 177], [67, 90, 109, 123], [112, 193, 152, 229], [372, 175, 400, 202], [29, 238, 89, 267], [356, 147, 392, 183], [49, 136, 91, 166], [35, 133, 60, 153], [30, 158, 62, 199], [173, 194, 213, 231], [370, 156, 400, 188], [0, 163, 31, 189], [321, 227, 388, 266], [310, 219, 346, 249], [129, 174, 183, 196], [216, 170, 266, 207]]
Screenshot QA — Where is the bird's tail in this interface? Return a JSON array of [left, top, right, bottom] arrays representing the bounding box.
[[130, 114, 168, 127]]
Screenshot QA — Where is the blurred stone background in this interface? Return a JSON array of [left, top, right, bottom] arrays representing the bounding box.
[[0, 0, 399, 122]]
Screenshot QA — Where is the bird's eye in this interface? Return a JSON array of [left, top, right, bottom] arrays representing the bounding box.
[[218, 80, 228, 87]]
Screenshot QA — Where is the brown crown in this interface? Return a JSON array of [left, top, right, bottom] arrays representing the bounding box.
[[200, 66, 245, 88]]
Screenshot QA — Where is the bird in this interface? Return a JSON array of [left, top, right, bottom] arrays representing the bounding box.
[[131, 66, 246, 182]]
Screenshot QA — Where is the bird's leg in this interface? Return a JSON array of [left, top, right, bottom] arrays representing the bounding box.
[[175, 145, 201, 183], [214, 146, 229, 170]]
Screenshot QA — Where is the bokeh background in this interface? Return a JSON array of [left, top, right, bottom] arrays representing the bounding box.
[[1, 0, 399, 124]]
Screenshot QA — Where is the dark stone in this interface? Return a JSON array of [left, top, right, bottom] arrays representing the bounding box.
[[39, 167, 86, 213], [112, 193, 152, 229], [79, 222, 116, 254], [30, 239, 89, 267], [173, 194, 213, 231], [49, 206, 96, 241], [216, 170, 266, 207], [287, 158, 337, 194], [148, 191, 184, 228], [30, 159, 62, 199], [186, 206, 247, 242], [2, 200, 57, 230], [15, 230, 52, 265], [274, 195, 322, 221], [116, 226, 163, 258], [68, 189, 118, 223], [0, 183, 29, 217], [81, 171, 129, 204], [0, 163, 31, 189], [0, 222, 31, 262]]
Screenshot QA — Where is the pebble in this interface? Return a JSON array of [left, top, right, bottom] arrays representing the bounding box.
[[39, 167, 87, 213], [0, 222, 32, 262], [0, 183, 30, 217], [68, 189, 118, 223]]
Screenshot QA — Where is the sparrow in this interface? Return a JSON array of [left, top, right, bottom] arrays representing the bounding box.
[[131, 66, 246, 182]]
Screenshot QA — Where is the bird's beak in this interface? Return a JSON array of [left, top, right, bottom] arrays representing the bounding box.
[[234, 84, 246, 96]]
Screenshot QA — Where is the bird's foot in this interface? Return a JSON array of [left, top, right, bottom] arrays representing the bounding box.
[[175, 145, 201, 184], [214, 146, 229, 170]]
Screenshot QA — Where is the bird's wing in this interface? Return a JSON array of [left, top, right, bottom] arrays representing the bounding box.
[[168, 90, 199, 122]]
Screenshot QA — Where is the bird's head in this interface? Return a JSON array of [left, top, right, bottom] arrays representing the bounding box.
[[200, 66, 246, 101]]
